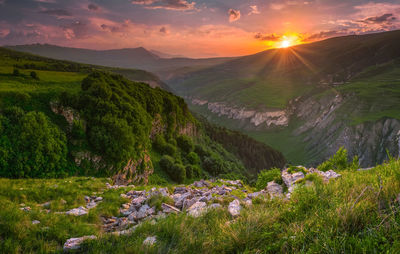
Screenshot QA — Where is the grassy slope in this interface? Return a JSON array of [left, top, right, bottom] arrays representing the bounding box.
[[2, 159, 400, 253]]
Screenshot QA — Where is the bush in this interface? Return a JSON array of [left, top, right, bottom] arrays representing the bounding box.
[[176, 135, 194, 153], [153, 135, 167, 152], [185, 165, 194, 179], [159, 155, 174, 172], [172, 163, 186, 183], [255, 168, 282, 190], [186, 152, 200, 165], [30, 71, 39, 80], [12, 68, 20, 76], [0, 109, 68, 178], [163, 143, 177, 157], [318, 147, 359, 172], [202, 155, 224, 176]]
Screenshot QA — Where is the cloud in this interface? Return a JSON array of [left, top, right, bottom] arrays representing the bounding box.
[[305, 30, 348, 41], [270, 3, 285, 10], [254, 33, 280, 41], [359, 13, 396, 24], [131, 0, 195, 11], [228, 9, 240, 22], [159, 26, 169, 34], [249, 5, 260, 15], [61, 21, 88, 39], [40, 9, 72, 17], [88, 3, 99, 11]]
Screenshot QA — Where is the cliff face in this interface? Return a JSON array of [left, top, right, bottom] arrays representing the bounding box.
[[188, 93, 400, 167], [191, 98, 289, 127], [288, 92, 400, 166]]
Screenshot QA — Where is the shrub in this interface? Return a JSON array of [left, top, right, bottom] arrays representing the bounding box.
[[318, 147, 359, 172], [202, 155, 224, 176], [172, 163, 186, 183], [186, 152, 200, 165], [255, 168, 282, 190], [185, 165, 194, 179], [0, 109, 68, 178], [30, 71, 39, 80], [163, 143, 177, 157], [148, 194, 174, 211], [12, 68, 20, 76], [176, 135, 194, 153], [159, 155, 174, 172], [153, 135, 167, 152]]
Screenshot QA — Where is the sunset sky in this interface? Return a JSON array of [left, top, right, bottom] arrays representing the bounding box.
[[0, 0, 399, 58]]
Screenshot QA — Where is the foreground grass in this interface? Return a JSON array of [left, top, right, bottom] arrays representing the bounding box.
[[2, 159, 400, 253], [82, 159, 400, 253]]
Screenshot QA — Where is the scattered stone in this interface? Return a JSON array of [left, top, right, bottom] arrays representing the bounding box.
[[20, 206, 31, 212], [32, 220, 40, 225], [143, 236, 157, 246], [63, 235, 97, 251], [66, 206, 88, 216], [228, 199, 241, 217], [208, 203, 222, 209], [267, 181, 283, 198], [162, 203, 180, 213], [187, 201, 207, 217]]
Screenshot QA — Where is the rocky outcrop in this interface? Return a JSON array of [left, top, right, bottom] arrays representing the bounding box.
[[112, 152, 154, 186], [50, 101, 81, 127], [191, 98, 289, 127]]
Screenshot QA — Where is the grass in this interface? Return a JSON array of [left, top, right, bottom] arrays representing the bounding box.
[[2, 159, 400, 253]]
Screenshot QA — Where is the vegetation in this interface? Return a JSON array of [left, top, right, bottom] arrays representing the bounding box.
[[318, 147, 359, 172], [255, 168, 283, 190], [2, 157, 400, 253]]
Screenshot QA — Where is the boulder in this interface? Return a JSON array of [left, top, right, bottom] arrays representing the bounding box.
[[66, 206, 88, 216], [32, 220, 40, 225], [136, 204, 150, 220], [63, 235, 97, 251], [228, 199, 241, 217], [267, 181, 283, 198], [187, 201, 207, 217], [162, 203, 180, 213]]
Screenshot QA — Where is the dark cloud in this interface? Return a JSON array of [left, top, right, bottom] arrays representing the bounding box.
[[305, 30, 347, 41], [40, 9, 72, 17], [359, 13, 396, 24], [88, 3, 99, 11], [228, 9, 240, 22], [100, 24, 121, 33], [131, 0, 195, 11], [159, 26, 168, 33], [254, 33, 280, 41]]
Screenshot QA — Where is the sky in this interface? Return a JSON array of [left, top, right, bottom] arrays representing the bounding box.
[[0, 0, 399, 58]]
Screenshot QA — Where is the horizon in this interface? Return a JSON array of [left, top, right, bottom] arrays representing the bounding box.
[[0, 0, 400, 58]]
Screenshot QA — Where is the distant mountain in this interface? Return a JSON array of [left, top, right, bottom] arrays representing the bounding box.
[[166, 30, 400, 167], [150, 49, 186, 59], [6, 44, 235, 79]]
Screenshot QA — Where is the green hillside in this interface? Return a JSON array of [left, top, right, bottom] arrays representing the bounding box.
[[169, 30, 400, 110], [0, 47, 285, 182]]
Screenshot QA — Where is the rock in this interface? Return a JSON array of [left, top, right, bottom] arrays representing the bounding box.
[[39, 201, 51, 208], [174, 192, 192, 209], [112, 226, 136, 236], [63, 235, 97, 251], [228, 199, 241, 217], [132, 196, 146, 206], [183, 198, 197, 210], [128, 210, 138, 221], [84, 196, 90, 202], [247, 191, 266, 199], [19, 206, 31, 212], [158, 188, 169, 197], [161, 203, 180, 213], [322, 170, 341, 180], [95, 197, 103, 202], [244, 199, 252, 207], [86, 201, 97, 209], [187, 201, 207, 217], [208, 203, 222, 209], [174, 187, 188, 194], [32, 220, 40, 225], [143, 236, 157, 246], [267, 181, 283, 198], [66, 206, 88, 216], [136, 204, 150, 220]]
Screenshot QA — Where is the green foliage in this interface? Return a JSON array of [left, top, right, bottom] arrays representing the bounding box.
[[176, 135, 194, 153], [148, 194, 174, 211], [0, 108, 68, 178], [30, 71, 39, 80], [255, 168, 282, 190], [159, 155, 175, 172], [318, 147, 359, 172], [12, 68, 19, 76], [186, 152, 200, 165], [287, 165, 307, 175], [172, 164, 186, 183]]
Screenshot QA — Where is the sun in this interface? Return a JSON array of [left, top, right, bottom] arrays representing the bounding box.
[[280, 40, 291, 48]]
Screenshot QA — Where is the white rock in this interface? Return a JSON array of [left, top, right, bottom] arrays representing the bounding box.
[[187, 201, 207, 217], [267, 181, 283, 198], [143, 236, 157, 246], [66, 206, 88, 216], [63, 235, 97, 251], [32, 220, 40, 225], [228, 199, 241, 217]]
